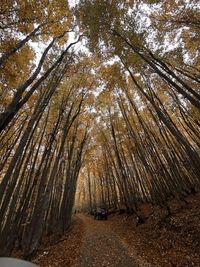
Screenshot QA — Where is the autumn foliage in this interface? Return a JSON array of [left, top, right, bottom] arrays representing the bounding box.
[[0, 0, 199, 259]]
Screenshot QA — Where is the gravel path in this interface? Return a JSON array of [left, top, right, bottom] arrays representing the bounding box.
[[73, 214, 139, 267]]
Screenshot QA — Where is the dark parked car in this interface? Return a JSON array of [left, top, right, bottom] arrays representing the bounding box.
[[94, 208, 108, 220]]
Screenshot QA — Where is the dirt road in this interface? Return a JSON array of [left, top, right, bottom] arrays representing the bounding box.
[[73, 214, 139, 267]]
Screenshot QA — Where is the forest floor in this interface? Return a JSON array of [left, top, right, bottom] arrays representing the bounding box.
[[32, 191, 200, 267], [31, 217, 84, 267], [73, 214, 139, 267]]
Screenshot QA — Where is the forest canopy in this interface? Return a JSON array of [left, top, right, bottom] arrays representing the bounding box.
[[0, 0, 199, 258]]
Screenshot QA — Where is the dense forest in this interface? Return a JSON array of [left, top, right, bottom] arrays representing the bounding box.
[[0, 0, 199, 260]]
